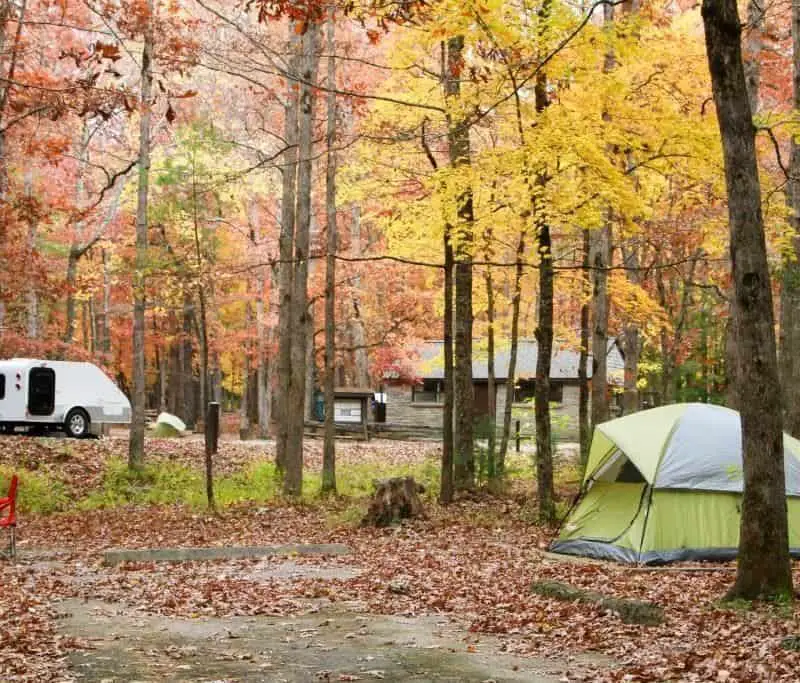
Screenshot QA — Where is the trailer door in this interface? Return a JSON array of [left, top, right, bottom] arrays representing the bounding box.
[[28, 367, 55, 416]]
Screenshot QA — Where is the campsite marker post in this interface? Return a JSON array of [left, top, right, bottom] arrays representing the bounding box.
[[204, 402, 219, 512]]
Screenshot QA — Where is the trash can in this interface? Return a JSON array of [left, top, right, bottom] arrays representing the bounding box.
[[374, 402, 386, 423], [313, 391, 325, 421]]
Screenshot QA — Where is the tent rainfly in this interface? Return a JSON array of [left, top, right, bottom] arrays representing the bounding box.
[[550, 403, 800, 564]]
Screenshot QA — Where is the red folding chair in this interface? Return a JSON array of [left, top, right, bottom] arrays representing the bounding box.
[[0, 475, 18, 560]]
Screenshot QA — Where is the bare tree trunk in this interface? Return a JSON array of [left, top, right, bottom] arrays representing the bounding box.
[[349, 205, 370, 386], [285, 22, 319, 496], [256, 265, 268, 438], [276, 26, 300, 474], [129, 0, 154, 470], [621, 248, 641, 415], [440, 227, 455, 503], [498, 232, 525, 472], [702, 0, 792, 600], [446, 35, 475, 491], [590, 222, 611, 427], [65, 122, 91, 344], [579, 229, 591, 467], [100, 248, 111, 355], [182, 295, 196, 428], [484, 260, 497, 482], [535, 217, 555, 523], [321, 9, 337, 495], [240, 301, 252, 440], [24, 168, 38, 338], [780, 0, 800, 437]]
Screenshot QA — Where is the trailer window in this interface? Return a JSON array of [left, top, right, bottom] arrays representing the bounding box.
[[0, 374, 5, 400], [28, 367, 55, 416]]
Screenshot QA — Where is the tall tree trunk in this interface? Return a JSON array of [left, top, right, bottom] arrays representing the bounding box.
[[621, 247, 641, 415], [276, 26, 300, 474], [256, 257, 269, 439], [285, 22, 319, 496], [240, 301, 252, 440], [321, 9, 337, 495], [591, 2, 616, 429], [24, 168, 38, 338], [349, 205, 370, 386], [578, 229, 591, 467], [590, 223, 611, 427], [702, 0, 792, 600], [100, 248, 111, 355], [484, 260, 497, 482], [534, 218, 555, 523], [446, 35, 475, 491], [129, 0, 154, 470], [498, 231, 525, 472], [440, 227, 455, 503], [182, 294, 196, 428], [65, 122, 91, 344], [780, 0, 800, 437], [532, 5, 555, 523]]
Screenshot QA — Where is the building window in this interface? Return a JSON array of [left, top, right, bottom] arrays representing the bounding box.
[[412, 379, 443, 403], [514, 380, 563, 404], [0, 373, 4, 400]]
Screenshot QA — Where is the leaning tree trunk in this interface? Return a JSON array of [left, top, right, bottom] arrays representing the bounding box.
[[129, 0, 154, 470], [702, 0, 793, 600], [780, 0, 800, 437], [446, 35, 475, 491]]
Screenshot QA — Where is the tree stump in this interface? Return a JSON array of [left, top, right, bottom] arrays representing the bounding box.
[[362, 476, 426, 527]]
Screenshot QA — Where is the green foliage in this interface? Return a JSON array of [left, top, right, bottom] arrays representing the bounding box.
[[0, 466, 68, 514]]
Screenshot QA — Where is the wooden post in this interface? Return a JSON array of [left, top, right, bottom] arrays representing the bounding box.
[[205, 401, 219, 512], [515, 419, 521, 453]]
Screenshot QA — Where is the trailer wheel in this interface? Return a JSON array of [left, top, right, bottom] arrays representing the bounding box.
[[65, 408, 90, 438]]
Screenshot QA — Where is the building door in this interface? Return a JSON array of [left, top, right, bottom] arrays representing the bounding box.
[[28, 367, 55, 416], [473, 382, 490, 418]]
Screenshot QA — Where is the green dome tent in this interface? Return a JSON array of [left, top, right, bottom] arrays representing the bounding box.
[[550, 403, 800, 564]]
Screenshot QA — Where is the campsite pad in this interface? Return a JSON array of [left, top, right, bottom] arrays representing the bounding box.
[[55, 559, 606, 682], [58, 598, 598, 682]]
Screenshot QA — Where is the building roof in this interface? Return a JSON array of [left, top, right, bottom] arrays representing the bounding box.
[[408, 339, 625, 383]]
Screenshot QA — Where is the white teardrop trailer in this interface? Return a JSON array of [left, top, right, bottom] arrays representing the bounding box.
[[0, 359, 131, 438]]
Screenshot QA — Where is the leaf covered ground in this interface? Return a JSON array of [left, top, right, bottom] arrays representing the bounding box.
[[2, 434, 800, 682]]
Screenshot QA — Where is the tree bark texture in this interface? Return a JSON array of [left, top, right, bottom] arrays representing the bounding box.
[[590, 222, 611, 428], [446, 35, 475, 491], [533, 6, 555, 523], [129, 0, 154, 470], [579, 229, 591, 468], [498, 232, 525, 473], [321, 9, 337, 496], [484, 259, 497, 481], [440, 228, 455, 504], [780, 0, 800, 437], [702, 0, 793, 600], [276, 26, 300, 474], [24, 168, 38, 339], [535, 218, 555, 523], [285, 22, 319, 496]]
